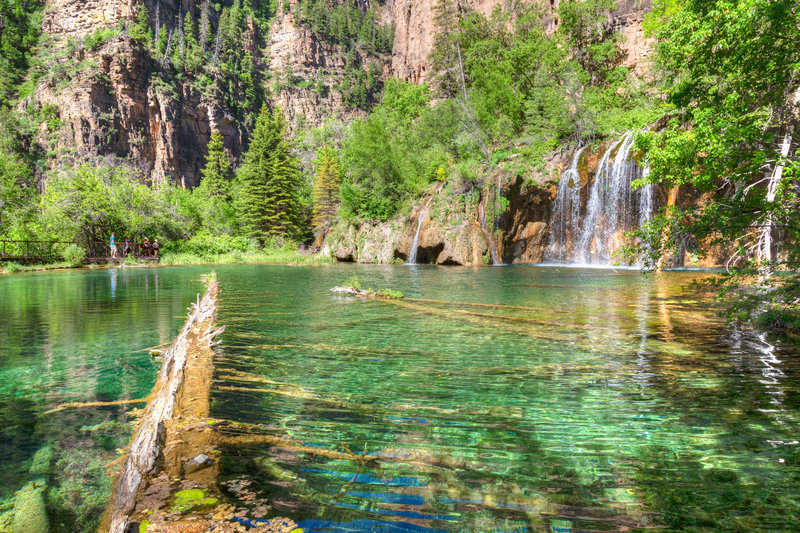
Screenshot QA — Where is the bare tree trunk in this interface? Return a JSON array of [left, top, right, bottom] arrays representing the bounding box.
[[759, 131, 792, 265]]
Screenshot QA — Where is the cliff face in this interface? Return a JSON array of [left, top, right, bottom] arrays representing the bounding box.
[[29, 0, 388, 186], [26, 0, 654, 187], [389, 0, 654, 83]]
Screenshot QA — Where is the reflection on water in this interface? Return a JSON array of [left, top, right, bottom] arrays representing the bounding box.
[[0, 267, 205, 531], [212, 265, 800, 532]]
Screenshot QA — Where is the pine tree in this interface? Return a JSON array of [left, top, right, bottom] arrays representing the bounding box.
[[312, 146, 341, 231], [236, 105, 302, 242], [183, 10, 202, 73], [130, 5, 153, 47], [195, 130, 235, 232], [200, 0, 211, 54]]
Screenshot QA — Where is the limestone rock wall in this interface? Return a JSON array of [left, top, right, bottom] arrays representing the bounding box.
[[389, 0, 654, 83]]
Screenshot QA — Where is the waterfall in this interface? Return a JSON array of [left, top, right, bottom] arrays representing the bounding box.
[[408, 195, 435, 264], [546, 145, 588, 260], [546, 131, 656, 265]]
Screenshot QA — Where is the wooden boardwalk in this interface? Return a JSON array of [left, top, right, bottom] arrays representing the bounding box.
[[0, 239, 161, 264]]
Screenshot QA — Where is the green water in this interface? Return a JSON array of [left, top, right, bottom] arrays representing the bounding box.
[[0, 267, 207, 531], [1, 265, 799, 532], [211, 265, 800, 532]]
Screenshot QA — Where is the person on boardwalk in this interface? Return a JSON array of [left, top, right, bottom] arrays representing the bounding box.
[[142, 238, 150, 257], [152, 239, 160, 257], [110, 233, 117, 258], [124, 240, 132, 257]]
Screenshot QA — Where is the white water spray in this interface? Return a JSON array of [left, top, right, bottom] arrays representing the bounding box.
[[547, 132, 656, 265]]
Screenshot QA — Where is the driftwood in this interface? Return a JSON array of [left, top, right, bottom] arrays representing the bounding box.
[[104, 278, 222, 533]]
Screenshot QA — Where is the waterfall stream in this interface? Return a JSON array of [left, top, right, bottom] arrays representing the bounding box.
[[546, 132, 656, 265], [408, 196, 435, 264]]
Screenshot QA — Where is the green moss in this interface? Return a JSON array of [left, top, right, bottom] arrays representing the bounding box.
[[11, 481, 49, 533], [29, 444, 53, 476], [171, 489, 219, 513]]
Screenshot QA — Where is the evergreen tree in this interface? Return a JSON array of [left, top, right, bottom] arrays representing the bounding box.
[[236, 105, 302, 242], [200, 0, 211, 53], [312, 146, 341, 231], [195, 130, 235, 232], [183, 11, 202, 73], [130, 5, 153, 48]]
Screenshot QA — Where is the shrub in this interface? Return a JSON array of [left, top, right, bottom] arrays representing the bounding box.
[[62, 243, 86, 266], [161, 233, 259, 257], [344, 274, 362, 291]]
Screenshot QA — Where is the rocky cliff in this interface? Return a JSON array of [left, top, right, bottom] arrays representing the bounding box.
[[27, 0, 390, 186], [390, 0, 654, 83], [25, 0, 654, 187]]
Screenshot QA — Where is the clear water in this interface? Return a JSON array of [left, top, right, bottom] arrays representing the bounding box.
[[212, 265, 800, 532], [2, 265, 799, 532], [0, 267, 207, 531]]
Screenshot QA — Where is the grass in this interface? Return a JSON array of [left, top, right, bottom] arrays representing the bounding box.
[[1, 261, 74, 273], [159, 249, 335, 266], [1, 248, 335, 274]]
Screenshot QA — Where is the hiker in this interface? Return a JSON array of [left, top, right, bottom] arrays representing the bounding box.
[[110, 233, 117, 258], [152, 239, 160, 257], [142, 238, 150, 258], [124, 240, 132, 257]]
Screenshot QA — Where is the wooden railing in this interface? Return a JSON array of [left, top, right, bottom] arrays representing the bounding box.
[[0, 239, 159, 263]]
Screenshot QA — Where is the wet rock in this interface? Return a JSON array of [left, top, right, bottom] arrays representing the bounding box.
[[184, 454, 214, 475]]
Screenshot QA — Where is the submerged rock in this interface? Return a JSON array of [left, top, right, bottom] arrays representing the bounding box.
[[184, 454, 214, 475]]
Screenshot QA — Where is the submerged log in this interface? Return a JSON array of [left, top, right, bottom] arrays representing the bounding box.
[[330, 286, 403, 299], [104, 276, 223, 533]]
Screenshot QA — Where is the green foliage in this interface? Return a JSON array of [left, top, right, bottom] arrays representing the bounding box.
[[130, 5, 153, 47], [295, 0, 393, 55], [162, 232, 257, 256], [39, 164, 191, 244], [195, 130, 236, 233], [84, 27, 118, 51], [0, 0, 43, 104], [344, 274, 362, 291], [312, 146, 341, 231], [235, 105, 303, 242], [339, 79, 464, 222], [375, 289, 403, 299], [62, 244, 87, 267]]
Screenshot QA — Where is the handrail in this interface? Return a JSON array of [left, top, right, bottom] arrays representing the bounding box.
[[0, 238, 161, 261]]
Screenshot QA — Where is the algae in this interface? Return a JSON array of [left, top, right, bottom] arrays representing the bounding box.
[[11, 480, 49, 533], [170, 489, 219, 513]]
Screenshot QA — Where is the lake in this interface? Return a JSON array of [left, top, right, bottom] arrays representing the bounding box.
[[1, 265, 798, 531]]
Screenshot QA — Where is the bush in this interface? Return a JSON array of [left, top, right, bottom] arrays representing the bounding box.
[[161, 233, 259, 257], [344, 274, 362, 291], [62, 243, 86, 266]]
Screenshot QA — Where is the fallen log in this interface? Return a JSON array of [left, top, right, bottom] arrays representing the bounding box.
[[103, 275, 224, 533]]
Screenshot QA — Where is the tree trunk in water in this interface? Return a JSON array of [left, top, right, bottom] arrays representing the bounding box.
[[655, 185, 680, 272]]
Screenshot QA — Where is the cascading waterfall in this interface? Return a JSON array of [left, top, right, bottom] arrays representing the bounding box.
[[546, 131, 656, 265], [546, 145, 588, 260], [408, 195, 435, 264]]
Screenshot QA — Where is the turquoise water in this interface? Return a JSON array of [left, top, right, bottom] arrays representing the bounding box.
[[0, 267, 207, 531], [211, 265, 800, 532], [1, 265, 799, 532]]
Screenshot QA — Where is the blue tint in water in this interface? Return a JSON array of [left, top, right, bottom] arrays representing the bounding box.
[[298, 519, 449, 533], [301, 468, 429, 487]]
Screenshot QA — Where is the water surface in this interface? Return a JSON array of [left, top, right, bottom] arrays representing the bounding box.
[[211, 265, 800, 532], [0, 267, 207, 531]]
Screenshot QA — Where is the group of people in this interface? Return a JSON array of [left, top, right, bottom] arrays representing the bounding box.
[[109, 233, 161, 259]]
